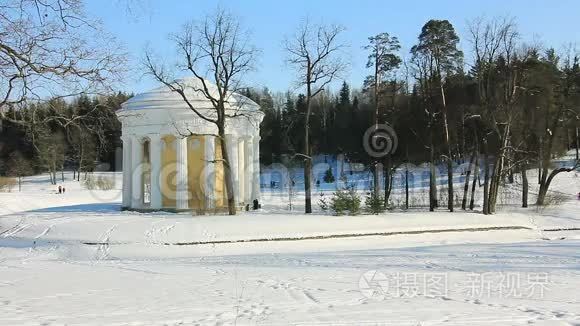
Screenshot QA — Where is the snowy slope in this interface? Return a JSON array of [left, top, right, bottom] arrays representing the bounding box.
[[0, 169, 579, 325]]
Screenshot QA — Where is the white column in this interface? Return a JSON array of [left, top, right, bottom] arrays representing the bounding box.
[[121, 135, 132, 208], [237, 138, 245, 205], [204, 135, 215, 210], [176, 136, 189, 210], [131, 136, 143, 208], [149, 134, 163, 209], [226, 134, 239, 203], [252, 135, 261, 203], [243, 137, 253, 204]]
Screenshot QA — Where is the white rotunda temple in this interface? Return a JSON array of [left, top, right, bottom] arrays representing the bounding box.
[[117, 77, 264, 213]]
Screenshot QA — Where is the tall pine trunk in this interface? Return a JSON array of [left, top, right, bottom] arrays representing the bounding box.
[[383, 155, 392, 209], [372, 51, 381, 197], [462, 147, 476, 210], [438, 71, 454, 212], [429, 143, 437, 211]]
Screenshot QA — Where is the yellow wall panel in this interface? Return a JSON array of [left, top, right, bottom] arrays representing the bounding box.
[[187, 136, 205, 210], [161, 135, 176, 208]]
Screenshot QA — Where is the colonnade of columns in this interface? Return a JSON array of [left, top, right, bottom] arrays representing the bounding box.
[[121, 134, 260, 212]]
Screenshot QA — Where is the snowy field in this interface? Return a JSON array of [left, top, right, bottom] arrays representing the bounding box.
[[1, 168, 580, 325]]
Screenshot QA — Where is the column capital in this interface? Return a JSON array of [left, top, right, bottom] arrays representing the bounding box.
[[121, 134, 132, 143], [148, 133, 162, 141], [131, 135, 150, 145], [174, 132, 190, 140]]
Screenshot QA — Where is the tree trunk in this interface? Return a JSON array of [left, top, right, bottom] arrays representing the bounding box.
[[52, 160, 57, 186], [488, 157, 502, 213], [446, 159, 454, 211], [538, 136, 543, 184], [567, 128, 572, 151], [438, 71, 454, 212], [304, 87, 312, 214], [373, 48, 381, 196], [461, 147, 476, 210], [383, 155, 392, 209], [536, 161, 580, 205], [521, 162, 528, 208], [429, 144, 437, 211], [482, 139, 490, 215], [18, 176, 21, 192], [405, 160, 409, 210], [373, 163, 380, 196], [488, 124, 511, 213], [576, 127, 580, 161], [79, 141, 84, 182], [469, 150, 479, 210], [537, 168, 569, 205], [219, 127, 237, 215], [304, 156, 312, 213]]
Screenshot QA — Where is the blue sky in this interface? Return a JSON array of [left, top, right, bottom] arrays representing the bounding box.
[[87, 0, 580, 94]]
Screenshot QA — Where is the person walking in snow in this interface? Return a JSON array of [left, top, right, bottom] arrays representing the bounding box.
[[62, 187, 66, 194], [58, 185, 62, 194]]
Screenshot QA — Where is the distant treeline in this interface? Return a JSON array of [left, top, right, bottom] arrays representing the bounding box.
[[0, 93, 130, 184]]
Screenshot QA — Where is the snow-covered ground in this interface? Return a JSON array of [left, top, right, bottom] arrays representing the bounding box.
[[1, 167, 580, 325]]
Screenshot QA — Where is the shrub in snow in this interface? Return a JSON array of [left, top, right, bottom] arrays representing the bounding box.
[[318, 192, 329, 212], [83, 175, 115, 190], [323, 167, 335, 183], [330, 185, 361, 216], [540, 191, 568, 207], [0, 177, 17, 192], [364, 190, 385, 214]]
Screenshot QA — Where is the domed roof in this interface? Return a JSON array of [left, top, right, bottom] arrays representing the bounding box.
[[120, 77, 261, 112]]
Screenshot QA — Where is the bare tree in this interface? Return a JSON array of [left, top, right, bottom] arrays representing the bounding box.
[[0, 0, 126, 172], [284, 19, 347, 214], [6, 151, 34, 191], [144, 8, 258, 215], [37, 129, 67, 185], [468, 16, 524, 214]]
